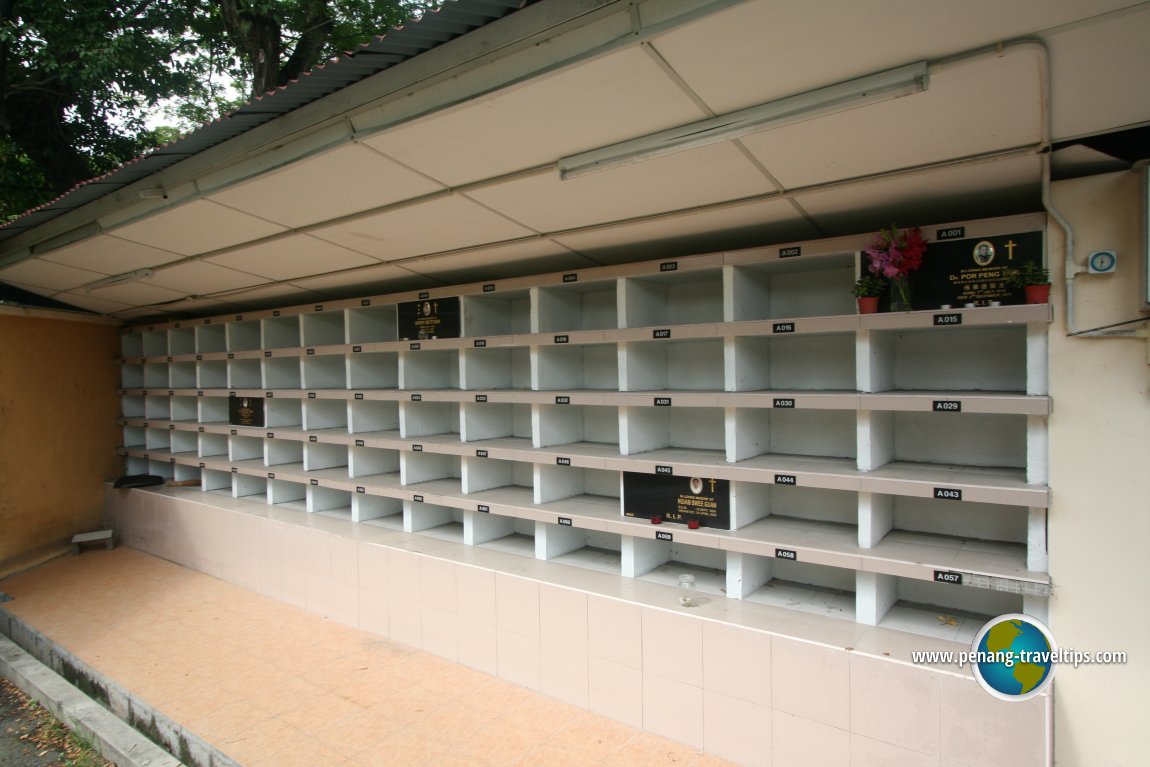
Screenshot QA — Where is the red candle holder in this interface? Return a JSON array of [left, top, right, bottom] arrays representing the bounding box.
[[650, 516, 662, 524], [687, 519, 700, 529]]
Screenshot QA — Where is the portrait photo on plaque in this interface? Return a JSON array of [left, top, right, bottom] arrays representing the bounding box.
[[623, 472, 730, 529], [907, 230, 1045, 309]]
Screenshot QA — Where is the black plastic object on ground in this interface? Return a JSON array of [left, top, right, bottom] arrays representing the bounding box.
[[111, 474, 165, 489]]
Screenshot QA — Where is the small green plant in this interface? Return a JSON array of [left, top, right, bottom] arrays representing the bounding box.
[[1006, 261, 1050, 287], [852, 274, 888, 298]]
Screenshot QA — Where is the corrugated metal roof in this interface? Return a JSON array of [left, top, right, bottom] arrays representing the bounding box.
[[0, 0, 524, 244]]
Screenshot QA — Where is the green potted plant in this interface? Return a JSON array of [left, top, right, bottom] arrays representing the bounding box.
[[852, 274, 887, 314], [1007, 262, 1051, 304]]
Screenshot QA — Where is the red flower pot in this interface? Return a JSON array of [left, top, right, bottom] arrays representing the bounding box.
[[1024, 284, 1051, 304], [857, 296, 880, 314]]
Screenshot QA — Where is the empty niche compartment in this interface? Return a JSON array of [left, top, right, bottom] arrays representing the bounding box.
[[301, 354, 345, 389], [144, 395, 171, 419], [461, 456, 534, 495], [303, 399, 348, 433], [199, 396, 229, 424], [348, 446, 399, 481], [536, 282, 618, 332], [475, 517, 536, 558], [462, 290, 531, 336], [626, 538, 727, 597], [144, 363, 169, 388], [144, 428, 170, 450], [141, 330, 168, 357], [169, 362, 197, 388], [120, 333, 143, 358], [733, 482, 858, 532], [265, 438, 303, 468], [122, 425, 145, 448], [402, 500, 463, 541], [459, 347, 530, 390], [264, 357, 303, 389], [731, 407, 857, 462], [197, 360, 228, 388], [198, 432, 228, 457], [877, 411, 1028, 470], [227, 359, 261, 388], [535, 464, 619, 509], [233, 473, 268, 501], [535, 344, 618, 390], [880, 577, 1022, 643], [309, 486, 352, 519], [348, 400, 399, 436], [200, 468, 233, 494], [539, 525, 622, 574], [620, 406, 726, 458], [170, 463, 200, 483], [304, 442, 348, 474], [169, 430, 198, 457], [729, 254, 855, 321], [621, 339, 724, 391], [348, 352, 398, 389], [168, 327, 196, 356], [535, 404, 619, 449], [878, 325, 1027, 391], [123, 456, 148, 475], [121, 394, 145, 418], [301, 311, 345, 347], [262, 315, 301, 349], [621, 269, 723, 327], [400, 349, 459, 389], [400, 401, 460, 438], [196, 324, 227, 354], [121, 364, 144, 388], [265, 399, 302, 428], [741, 556, 857, 621], [401, 452, 461, 486], [227, 320, 261, 352], [347, 304, 398, 344], [268, 478, 307, 510], [461, 402, 531, 443], [889, 495, 1028, 546], [355, 494, 403, 527], [730, 334, 856, 391], [170, 396, 198, 423], [229, 434, 264, 462]]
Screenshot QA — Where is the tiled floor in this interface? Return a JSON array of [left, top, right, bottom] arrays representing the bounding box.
[[0, 547, 736, 766]]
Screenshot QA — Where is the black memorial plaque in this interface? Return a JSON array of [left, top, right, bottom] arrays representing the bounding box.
[[622, 472, 730, 529], [398, 296, 461, 340], [228, 395, 265, 427], [869, 230, 1044, 310]]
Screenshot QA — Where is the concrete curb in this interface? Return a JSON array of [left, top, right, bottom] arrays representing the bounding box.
[[0, 633, 183, 767], [0, 606, 240, 767]]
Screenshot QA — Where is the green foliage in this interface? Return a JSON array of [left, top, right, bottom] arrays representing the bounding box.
[[0, 0, 438, 221], [1005, 261, 1050, 287], [852, 274, 888, 298]]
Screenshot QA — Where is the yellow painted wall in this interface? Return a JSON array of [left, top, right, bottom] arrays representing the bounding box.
[[0, 310, 122, 576], [1048, 170, 1150, 765]]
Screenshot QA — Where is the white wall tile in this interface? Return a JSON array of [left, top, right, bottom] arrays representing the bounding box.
[[703, 689, 771, 767], [387, 549, 422, 602], [589, 657, 643, 728], [357, 542, 389, 593], [541, 642, 589, 709], [496, 573, 539, 638], [939, 674, 1047, 767], [420, 556, 457, 613], [772, 637, 850, 729], [850, 653, 940, 756], [703, 620, 771, 707], [359, 589, 388, 637], [457, 617, 498, 676], [539, 584, 588, 652], [643, 673, 704, 749], [773, 711, 850, 767], [456, 565, 496, 625], [642, 608, 703, 687], [388, 594, 421, 648], [497, 628, 541, 690], [421, 605, 458, 661], [588, 596, 642, 669], [851, 733, 941, 767]]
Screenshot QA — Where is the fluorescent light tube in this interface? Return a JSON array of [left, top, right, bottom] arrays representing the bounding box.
[[558, 61, 929, 180]]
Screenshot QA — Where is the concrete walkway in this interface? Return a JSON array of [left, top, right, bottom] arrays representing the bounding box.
[[0, 548, 735, 767]]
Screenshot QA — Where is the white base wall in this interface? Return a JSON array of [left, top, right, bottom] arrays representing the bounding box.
[[108, 485, 1050, 767]]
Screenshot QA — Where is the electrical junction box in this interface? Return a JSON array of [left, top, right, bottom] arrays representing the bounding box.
[[1088, 250, 1117, 274]]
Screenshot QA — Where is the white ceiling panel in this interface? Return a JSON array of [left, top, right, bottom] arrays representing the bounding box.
[[0, 258, 108, 291], [360, 46, 708, 186], [287, 262, 426, 293], [204, 234, 381, 281], [555, 196, 818, 263], [84, 280, 188, 307], [37, 235, 182, 274], [310, 195, 535, 260], [207, 283, 336, 312], [206, 143, 446, 228], [650, 0, 1135, 115], [145, 260, 271, 295], [52, 291, 135, 315], [110, 200, 287, 256], [739, 48, 1043, 190], [1045, 5, 1150, 140], [467, 143, 773, 234], [793, 155, 1043, 234], [404, 240, 594, 284]]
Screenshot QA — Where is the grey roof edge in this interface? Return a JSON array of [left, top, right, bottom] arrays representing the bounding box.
[[0, 0, 526, 245]]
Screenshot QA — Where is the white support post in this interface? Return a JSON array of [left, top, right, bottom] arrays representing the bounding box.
[[1027, 415, 1049, 484], [726, 552, 772, 599], [1027, 506, 1049, 572], [857, 409, 894, 472], [1026, 323, 1049, 396], [464, 509, 516, 545], [858, 492, 894, 548], [856, 571, 897, 626], [622, 536, 669, 578], [536, 523, 586, 559]]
